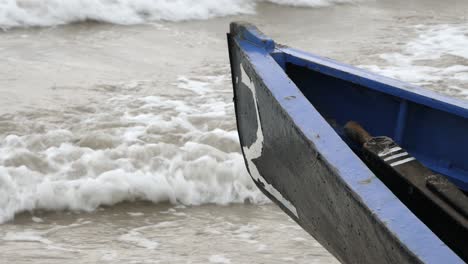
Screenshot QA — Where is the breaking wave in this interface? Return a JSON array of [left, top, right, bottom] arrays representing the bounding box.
[[0, 0, 359, 29], [0, 70, 268, 223]]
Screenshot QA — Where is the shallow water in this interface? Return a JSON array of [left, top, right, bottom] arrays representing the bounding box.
[[1, 0, 468, 263], [2, 203, 334, 264]]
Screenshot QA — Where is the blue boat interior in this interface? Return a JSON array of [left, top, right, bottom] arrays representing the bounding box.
[[270, 50, 468, 191]]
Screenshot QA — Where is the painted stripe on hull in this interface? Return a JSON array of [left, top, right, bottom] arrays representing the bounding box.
[[240, 64, 298, 218]]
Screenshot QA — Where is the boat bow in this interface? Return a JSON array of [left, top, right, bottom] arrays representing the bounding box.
[[228, 22, 464, 263]]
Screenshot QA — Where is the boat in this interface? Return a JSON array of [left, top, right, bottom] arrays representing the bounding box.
[[227, 22, 468, 263]]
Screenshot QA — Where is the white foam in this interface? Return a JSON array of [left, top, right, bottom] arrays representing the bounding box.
[[3, 231, 52, 244], [209, 254, 231, 264], [256, 243, 268, 252], [0, 72, 268, 223], [118, 230, 159, 249], [31, 216, 44, 223], [0, 0, 362, 29], [264, 0, 358, 7], [363, 24, 468, 98], [100, 250, 118, 261], [127, 212, 144, 217]]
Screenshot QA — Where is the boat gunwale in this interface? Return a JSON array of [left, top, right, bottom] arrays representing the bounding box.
[[279, 46, 468, 120]]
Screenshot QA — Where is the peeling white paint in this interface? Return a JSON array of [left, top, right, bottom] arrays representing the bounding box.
[[240, 64, 298, 218]]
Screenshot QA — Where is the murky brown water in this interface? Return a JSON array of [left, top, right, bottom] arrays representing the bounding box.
[[1, 1, 468, 263]]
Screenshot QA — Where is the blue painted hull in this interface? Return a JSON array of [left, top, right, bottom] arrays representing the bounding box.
[[228, 22, 466, 263]]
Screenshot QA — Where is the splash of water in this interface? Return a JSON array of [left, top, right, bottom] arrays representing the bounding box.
[[0, 72, 268, 223]]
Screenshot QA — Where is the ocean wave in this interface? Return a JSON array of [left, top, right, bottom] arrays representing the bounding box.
[[363, 24, 468, 98], [0, 0, 359, 29], [0, 72, 269, 223]]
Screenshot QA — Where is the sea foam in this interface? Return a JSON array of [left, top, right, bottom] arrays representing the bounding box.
[[364, 24, 468, 98], [0, 0, 359, 29], [0, 71, 268, 223]]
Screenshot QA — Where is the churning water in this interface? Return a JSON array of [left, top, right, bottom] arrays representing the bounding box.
[[0, 0, 467, 263]]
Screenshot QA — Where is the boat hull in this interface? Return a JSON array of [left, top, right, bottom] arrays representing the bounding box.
[[228, 22, 463, 263]]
